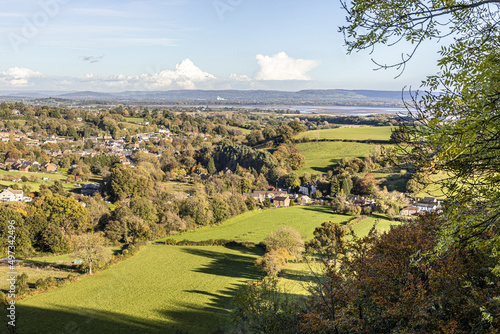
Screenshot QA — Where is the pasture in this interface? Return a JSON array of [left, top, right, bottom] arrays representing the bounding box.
[[165, 206, 395, 244], [0, 169, 102, 192], [296, 126, 395, 141], [0, 266, 72, 291], [167, 206, 347, 243], [17, 245, 263, 334], [229, 126, 252, 134], [13, 206, 396, 333], [124, 117, 145, 123], [295, 141, 379, 175]]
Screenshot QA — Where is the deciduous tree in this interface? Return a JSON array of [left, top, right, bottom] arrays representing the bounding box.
[[72, 232, 111, 275]]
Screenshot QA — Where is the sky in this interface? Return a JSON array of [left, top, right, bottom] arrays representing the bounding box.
[[0, 0, 442, 92]]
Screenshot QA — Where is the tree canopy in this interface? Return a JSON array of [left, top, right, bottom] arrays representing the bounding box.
[[341, 0, 500, 252]]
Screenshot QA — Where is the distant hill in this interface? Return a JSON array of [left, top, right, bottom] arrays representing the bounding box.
[[0, 89, 412, 106]]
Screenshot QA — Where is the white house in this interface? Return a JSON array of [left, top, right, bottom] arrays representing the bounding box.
[[0, 188, 23, 202], [414, 197, 440, 213]]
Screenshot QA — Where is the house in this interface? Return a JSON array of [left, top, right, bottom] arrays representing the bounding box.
[[41, 162, 58, 172], [300, 180, 318, 197], [81, 183, 100, 196], [243, 190, 288, 203], [17, 163, 31, 172], [298, 195, 311, 205], [400, 206, 421, 216], [273, 196, 290, 208], [0, 188, 23, 202], [348, 195, 376, 207], [119, 155, 131, 165], [4, 158, 20, 166], [17, 161, 37, 172], [414, 197, 440, 213], [253, 190, 288, 198]]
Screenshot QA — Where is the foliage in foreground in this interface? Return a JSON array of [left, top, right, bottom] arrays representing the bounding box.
[[302, 214, 500, 333], [234, 214, 500, 333]]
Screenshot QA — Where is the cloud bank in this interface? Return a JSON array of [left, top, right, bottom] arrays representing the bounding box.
[[255, 52, 319, 80], [0, 67, 44, 87], [0, 52, 321, 91]]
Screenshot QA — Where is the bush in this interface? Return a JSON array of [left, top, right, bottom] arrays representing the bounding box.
[[255, 249, 291, 276], [0, 291, 7, 306], [350, 205, 362, 216], [35, 278, 47, 290], [264, 226, 304, 260], [46, 277, 57, 286], [16, 273, 29, 294]]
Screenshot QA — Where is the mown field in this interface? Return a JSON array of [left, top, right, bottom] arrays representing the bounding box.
[[17, 245, 263, 334], [295, 141, 382, 175], [296, 126, 395, 141], [165, 206, 395, 243], [15, 206, 396, 333], [0, 169, 103, 193]]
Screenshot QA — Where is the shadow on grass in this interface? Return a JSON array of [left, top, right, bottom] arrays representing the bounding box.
[[8, 304, 218, 334], [298, 205, 335, 214], [180, 246, 263, 280], [8, 283, 250, 334]]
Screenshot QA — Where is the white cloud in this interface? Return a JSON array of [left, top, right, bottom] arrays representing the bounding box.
[[229, 73, 251, 81], [0, 67, 43, 87], [255, 52, 318, 81], [139, 59, 216, 89]]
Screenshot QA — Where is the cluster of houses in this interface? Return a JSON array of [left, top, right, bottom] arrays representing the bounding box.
[[0, 131, 27, 142], [0, 159, 58, 172], [242, 188, 441, 217], [243, 190, 313, 207], [400, 197, 442, 216]]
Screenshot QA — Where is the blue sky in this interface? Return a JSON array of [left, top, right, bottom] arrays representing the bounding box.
[[0, 0, 441, 91]]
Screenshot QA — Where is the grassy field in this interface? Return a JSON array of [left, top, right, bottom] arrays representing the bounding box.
[[22, 247, 122, 265], [166, 206, 347, 243], [296, 126, 395, 141], [163, 182, 196, 195], [229, 126, 252, 134], [163, 206, 395, 244], [414, 173, 449, 199], [0, 266, 73, 291], [124, 117, 145, 123], [0, 169, 102, 192], [14, 207, 396, 333], [295, 141, 381, 175], [17, 245, 263, 334]]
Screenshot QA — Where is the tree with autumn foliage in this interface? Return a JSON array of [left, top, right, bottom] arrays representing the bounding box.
[[301, 214, 500, 333]]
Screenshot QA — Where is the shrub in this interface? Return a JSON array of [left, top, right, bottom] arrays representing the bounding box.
[[35, 278, 47, 290], [264, 226, 304, 260], [255, 248, 291, 276]]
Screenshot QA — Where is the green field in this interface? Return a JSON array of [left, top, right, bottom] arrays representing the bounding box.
[[17, 245, 263, 334], [22, 247, 122, 265], [124, 117, 145, 123], [167, 206, 345, 243], [14, 206, 396, 333], [296, 126, 395, 141], [229, 126, 252, 134], [163, 182, 195, 195], [164, 206, 395, 243], [0, 169, 101, 192], [295, 141, 381, 175], [0, 266, 72, 291]]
